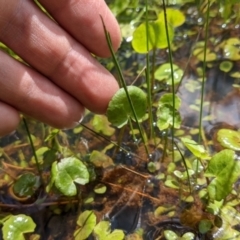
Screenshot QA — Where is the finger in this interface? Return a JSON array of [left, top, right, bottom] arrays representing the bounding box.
[[0, 50, 84, 129], [0, 0, 119, 114], [0, 101, 20, 137], [39, 0, 121, 57]]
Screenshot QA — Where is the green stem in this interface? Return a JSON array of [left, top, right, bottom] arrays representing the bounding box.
[[198, 0, 210, 144], [22, 118, 44, 184], [162, 0, 175, 156], [100, 16, 149, 156]]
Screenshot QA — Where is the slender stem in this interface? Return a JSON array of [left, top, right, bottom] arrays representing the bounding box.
[[145, 0, 154, 142], [22, 118, 43, 184], [198, 0, 210, 144], [100, 16, 149, 156], [162, 0, 175, 157]]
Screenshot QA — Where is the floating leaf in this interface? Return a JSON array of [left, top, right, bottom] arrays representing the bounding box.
[[219, 61, 233, 73], [205, 149, 240, 201], [198, 219, 212, 234], [94, 184, 107, 194], [93, 221, 124, 240], [2, 214, 36, 240], [90, 150, 114, 168], [157, 106, 181, 130], [158, 93, 181, 109], [92, 115, 115, 136], [107, 86, 147, 128], [164, 230, 178, 240], [132, 8, 185, 53], [222, 38, 240, 60], [181, 137, 210, 159], [155, 63, 183, 85], [51, 157, 89, 196], [74, 210, 96, 240], [13, 173, 40, 198], [217, 129, 240, 151]]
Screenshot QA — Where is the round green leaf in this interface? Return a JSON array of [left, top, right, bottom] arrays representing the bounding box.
[[74, 210, 97, 240], [132, 22, 156, 53], [154, 63, 183, 85], [219, 61, 233, 73], [217, 129, 240, 151], [107, 86, 147, 128], [94, 184, 107, 194], [54, 157, 89, 196], [2, 214, 36, 240], [198, 219, 212, 234], [164, 230, 178, 240], [13, 173, 40, 198], [94, 221, 124, 240]]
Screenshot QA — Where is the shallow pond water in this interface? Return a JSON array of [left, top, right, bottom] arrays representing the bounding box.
[[1, 1, 240, 240]]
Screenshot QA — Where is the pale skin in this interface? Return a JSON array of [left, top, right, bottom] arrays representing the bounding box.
[[0, 0, 121, 136]]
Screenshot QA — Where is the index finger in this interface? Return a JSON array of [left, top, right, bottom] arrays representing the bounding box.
[[39, 0, 121, 57]]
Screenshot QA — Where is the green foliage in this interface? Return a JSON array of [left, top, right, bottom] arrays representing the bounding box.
[[93, 221, 125, 240], [92, 115, 115, 136], [13, 173, 40, 198], [2, 214, 36, 240], [164, 230, 195, 240], [157, 93, 181, 131], [155, 63, 183, 85], [217, 129, 240, 151], [107, 86, 147, 128], [205, 149, 240, 201], [181, 137, 210, 159], [49, 157, 89, 196], [74, 210, 96, 240], [132, 8, 185, 53], [198, 219, 212, 234]]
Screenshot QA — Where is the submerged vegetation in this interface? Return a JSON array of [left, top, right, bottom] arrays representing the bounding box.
[[1, 0, 240, 239]]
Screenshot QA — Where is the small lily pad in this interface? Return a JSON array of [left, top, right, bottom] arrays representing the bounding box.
[[155, 63, 183, 85], [2, 214, 36, 240], [132, 8, 185, 53], [13, 173, 40, 198], [50, 157, 89, 196], [74, 210, 97, 240], [107, 86, 147, 128], [93, 221, 125, 240], [217, 129, 240, 151], [205, 149, 240, 201], [181, 137, 210, 159], [219, 61, 233, 73], [94, 184, 107, 194]]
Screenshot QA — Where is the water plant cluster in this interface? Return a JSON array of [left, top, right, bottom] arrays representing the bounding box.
[[0, 0, 240, 239]]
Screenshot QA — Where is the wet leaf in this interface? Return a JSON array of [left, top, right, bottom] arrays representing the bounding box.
[[219, 61, 233, 72], [182, 232, 195, 240], [93, 221, 124, 240], [94, 184, 107, 194], [132, 8, 185, 53], [217, 129, 240, 151], [74, 210, 96, 240], [2, 214, 36, 240], [92, 115, 115, 136], [164, 230, 178, 240], [107, 86, 147, 128], [51, 157, 89, 196], [90, 150, 114, 168], [181, 137, 210, 159], [222, 38, 240, 60], [205, 149, 240, 201], [198, 219, 212, 234], [13, 173, 40, 198], [155, 63, 183, 85], [158, 93, 181, 109]]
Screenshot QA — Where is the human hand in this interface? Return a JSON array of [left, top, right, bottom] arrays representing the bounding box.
[[0, 0, 121, 136]]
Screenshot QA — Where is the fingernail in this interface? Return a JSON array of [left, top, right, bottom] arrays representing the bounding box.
[[63, 114, 85, 130]]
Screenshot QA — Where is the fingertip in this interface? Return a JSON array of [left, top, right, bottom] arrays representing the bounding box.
[[0, 102, 20, 137]]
